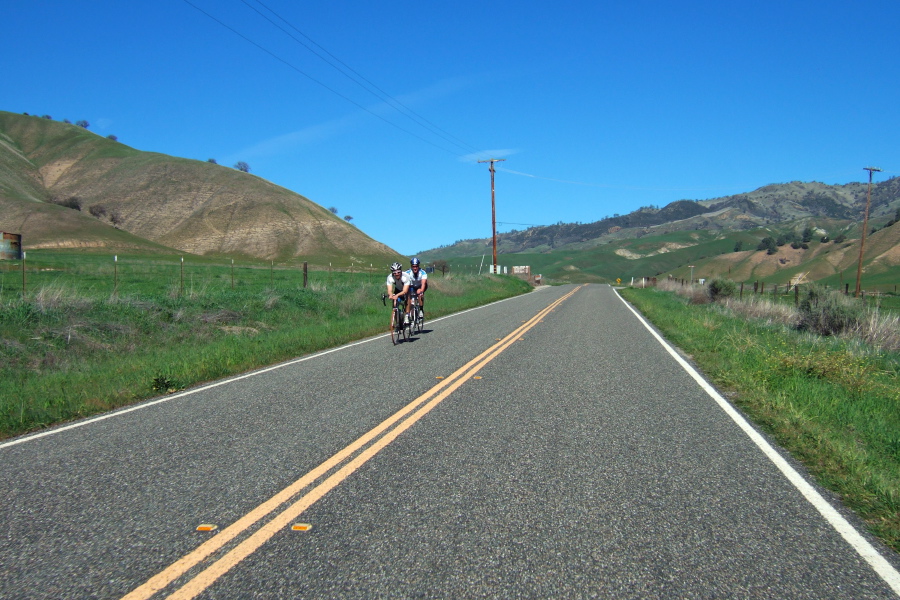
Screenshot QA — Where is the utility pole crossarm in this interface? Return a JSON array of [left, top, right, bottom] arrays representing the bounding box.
[[477, 158, 506, 274]]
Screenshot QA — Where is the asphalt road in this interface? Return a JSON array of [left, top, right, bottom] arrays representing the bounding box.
[[2, 283, 899, 599]]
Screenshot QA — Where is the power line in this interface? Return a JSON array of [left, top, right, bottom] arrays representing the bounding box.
[[180, 0, 466, 157], [245, 0, 480, 155]]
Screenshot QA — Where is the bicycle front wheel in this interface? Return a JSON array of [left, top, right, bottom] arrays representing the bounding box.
[[390, 308, 401, 345]]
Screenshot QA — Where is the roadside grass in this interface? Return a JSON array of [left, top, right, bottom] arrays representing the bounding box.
[[619, 284, 900, 553], [0, 264, 531, 440]]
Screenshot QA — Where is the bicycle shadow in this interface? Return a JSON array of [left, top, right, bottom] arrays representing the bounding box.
[[404, 328, 432, 341]]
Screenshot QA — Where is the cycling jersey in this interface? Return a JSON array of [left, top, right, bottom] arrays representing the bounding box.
[[405, 268, 428, 290], [386, 272, 412, 294]]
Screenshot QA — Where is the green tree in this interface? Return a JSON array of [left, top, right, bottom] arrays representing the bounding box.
[[757, 236, 777, 254], [802, 227, 814, 243]]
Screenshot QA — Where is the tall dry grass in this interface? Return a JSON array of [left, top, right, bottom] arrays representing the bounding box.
[[648, 278, 900, 352]]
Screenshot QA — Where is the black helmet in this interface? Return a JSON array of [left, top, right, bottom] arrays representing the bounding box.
[[390, 262, 403, 272], [410, 257, 421, 266]]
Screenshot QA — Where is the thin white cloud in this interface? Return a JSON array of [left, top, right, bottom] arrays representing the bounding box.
[[227, 76, 477, 162], [458, 149, 519, 164]]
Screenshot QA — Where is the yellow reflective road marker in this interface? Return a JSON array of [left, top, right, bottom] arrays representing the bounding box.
[[473, 376, 482, 380], [196, 525, 217, 532], [123, 286, 583, 600], [291, 524, 311, 531]]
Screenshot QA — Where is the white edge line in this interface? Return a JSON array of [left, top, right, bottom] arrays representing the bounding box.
[[614, 289, 900, 596], [0, 291, 535, 450]]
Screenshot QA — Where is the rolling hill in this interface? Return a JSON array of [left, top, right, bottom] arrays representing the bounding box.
[[420, 178, 900, 287], [0, 111, 397, 266]]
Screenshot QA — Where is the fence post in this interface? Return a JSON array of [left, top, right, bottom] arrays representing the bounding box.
[[21, 250, 26, 299], [740, 282, 744, 300], [303, 262, 308, 288], [795, 284, 799, 306]]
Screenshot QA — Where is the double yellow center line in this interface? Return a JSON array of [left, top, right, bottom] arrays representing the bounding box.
[[124, 286, 582, 600]]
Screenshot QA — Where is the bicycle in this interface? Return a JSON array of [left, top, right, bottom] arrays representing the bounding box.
[[382, 294, 410, 344], [408, 292, 425, 334]]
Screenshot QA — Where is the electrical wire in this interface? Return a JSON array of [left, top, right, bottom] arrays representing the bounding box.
[[244, 0, 481, 155], [181, 0, 467, 157]]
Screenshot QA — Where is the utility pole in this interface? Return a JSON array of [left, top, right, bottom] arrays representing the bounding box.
[[478, 158, 505, 274], [855, 166, 882, 297]]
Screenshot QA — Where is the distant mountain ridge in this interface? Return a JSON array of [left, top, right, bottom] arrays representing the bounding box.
[[0, 111, 397, 264], [422, 178, 900, 258]]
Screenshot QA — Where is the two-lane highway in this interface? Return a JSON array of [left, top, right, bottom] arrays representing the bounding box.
[[2, 284, 898, 598]]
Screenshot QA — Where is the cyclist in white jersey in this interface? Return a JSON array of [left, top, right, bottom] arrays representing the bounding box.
[[405, 257, 428, 314], [386, 262, 412, 323]]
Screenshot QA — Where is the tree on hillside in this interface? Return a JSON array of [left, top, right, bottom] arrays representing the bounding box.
[[207, 158, 217, 164], [329, 207, 339, 214], [106, 134, 118, 141], [42, 115, 52, 120], [234, 161, 250, 173], [344, 215, 353, 223], [63, 119, 71, 124], [75, 120, 90, 129], [801, 227, 814, 243], [757, 236, 777, 254]]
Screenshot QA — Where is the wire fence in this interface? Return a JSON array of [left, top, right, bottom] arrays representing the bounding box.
[[0, 255, 393, 302]]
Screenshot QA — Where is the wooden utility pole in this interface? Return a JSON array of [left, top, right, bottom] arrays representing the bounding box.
[[855, 166, 882, 297], [478, 158, 505, 273]]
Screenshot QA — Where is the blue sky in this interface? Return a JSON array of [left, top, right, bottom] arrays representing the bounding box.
[[3, 0, 898, 256]]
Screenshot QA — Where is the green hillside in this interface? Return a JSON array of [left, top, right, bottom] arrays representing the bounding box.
[[0, 111, 398, 266]]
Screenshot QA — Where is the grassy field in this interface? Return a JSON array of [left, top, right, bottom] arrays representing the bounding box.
[[0, 252, 532, 439], [620, 284, 900, 553]]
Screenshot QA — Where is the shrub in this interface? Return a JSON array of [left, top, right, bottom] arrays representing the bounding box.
[[89, 205, 107, 218], [797, 284, 864, 336], [51, 196, 82, 210], [707, 278, 737, 302]]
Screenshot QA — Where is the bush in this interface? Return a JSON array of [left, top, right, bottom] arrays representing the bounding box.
[[797, 284, 864, 336], [707, 278, 737, 302], [51, 196, 81, 210], [89, 205, 107, 218]]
